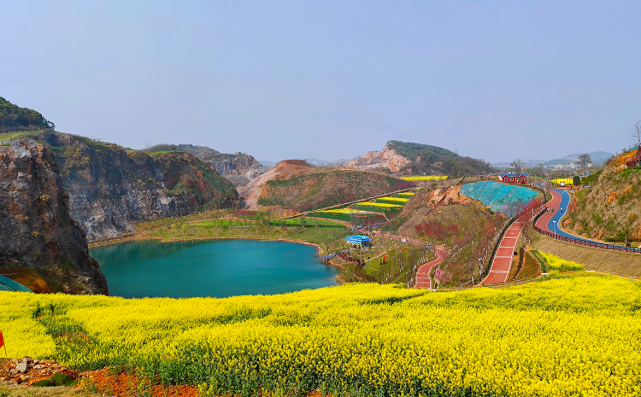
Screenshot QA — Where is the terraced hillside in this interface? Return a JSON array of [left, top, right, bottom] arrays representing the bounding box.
[[258, 169, 409, 211], [568, 148, 641, 242], [241, 160, 411, 211]]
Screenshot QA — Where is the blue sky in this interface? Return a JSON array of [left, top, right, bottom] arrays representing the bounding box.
[[1, 0, 639, 163]]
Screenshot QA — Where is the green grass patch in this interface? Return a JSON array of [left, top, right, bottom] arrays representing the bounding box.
[[271, 218, 344, 227], [145, 150, 187, 156], [0, 130, 40, 141], [195, 220, 248, 228]]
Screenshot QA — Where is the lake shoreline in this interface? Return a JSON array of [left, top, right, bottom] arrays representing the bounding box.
[[89, 235, 345, 282]]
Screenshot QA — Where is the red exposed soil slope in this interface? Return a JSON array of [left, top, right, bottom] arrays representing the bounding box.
[[239, 160, 313, 208]]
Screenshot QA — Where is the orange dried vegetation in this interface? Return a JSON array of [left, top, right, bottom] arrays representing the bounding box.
[[79, 368, 199, 397]]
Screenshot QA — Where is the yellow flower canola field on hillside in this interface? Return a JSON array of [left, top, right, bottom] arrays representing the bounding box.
[[377, 197, 409, 203], [316, 208, 370, 214], [1, 271, 641, 396], [401, 176, 448, 181], [551, 178, 574, 185], [355, 202, 404, 208], [538, 251, 585, 271]]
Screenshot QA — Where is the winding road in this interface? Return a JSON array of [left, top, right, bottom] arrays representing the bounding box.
[[535, 187, 573, 237], [535, 187, 608, 244]]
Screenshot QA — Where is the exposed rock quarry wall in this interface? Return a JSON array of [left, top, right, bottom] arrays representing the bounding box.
[[175, 144, 270, 183], [0, 140, 108, 294], [32, 131, 239, 241]]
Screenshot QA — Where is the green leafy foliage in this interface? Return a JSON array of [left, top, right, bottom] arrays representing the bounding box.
[[0, 97, 54, 132], [573, 176, 581, 186]]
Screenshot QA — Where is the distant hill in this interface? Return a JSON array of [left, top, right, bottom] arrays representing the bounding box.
[[347, 140, 493, 175], [563, 151, 612, 161], [493, 151, 613, 168], [544, 151, 613, 166], [0, 97, 55, 132], [258, 160, 277, 167]]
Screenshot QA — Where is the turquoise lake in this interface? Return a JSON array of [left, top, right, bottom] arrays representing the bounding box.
[[90, 239, 338, 299]]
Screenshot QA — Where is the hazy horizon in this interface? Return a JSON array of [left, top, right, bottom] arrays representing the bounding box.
[[1, 1, 639, 163]]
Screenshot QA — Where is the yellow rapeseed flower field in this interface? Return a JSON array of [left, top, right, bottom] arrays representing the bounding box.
[[537, 251, 585, 271], [551, 178, 574, 185], [317, 208, 370, 214], [401, 176, 448, 181], [377, 197, 409, 203], [355, 202, 404, 208], [1, 266, 640, 396]]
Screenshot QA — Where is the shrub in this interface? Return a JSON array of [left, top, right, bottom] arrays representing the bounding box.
[[573, 176, 581, 186]]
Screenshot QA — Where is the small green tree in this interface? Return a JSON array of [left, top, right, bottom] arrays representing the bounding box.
[[573, 176, 581, 186]]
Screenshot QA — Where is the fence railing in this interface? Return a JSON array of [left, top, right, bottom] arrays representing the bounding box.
[[533, 209, 641, 254]]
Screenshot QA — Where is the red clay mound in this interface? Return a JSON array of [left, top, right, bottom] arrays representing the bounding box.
[[240, 160, 313, 208], [278, 159, 312, 168]]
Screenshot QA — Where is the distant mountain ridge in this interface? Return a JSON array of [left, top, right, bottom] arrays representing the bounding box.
[[544, 151, 613, 166], [492, 151, 613, 168]]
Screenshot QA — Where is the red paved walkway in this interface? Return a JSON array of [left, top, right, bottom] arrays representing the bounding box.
[[483, 200, 547, 286], [482, 220, 525, 285], [415, 248, 445, 289]]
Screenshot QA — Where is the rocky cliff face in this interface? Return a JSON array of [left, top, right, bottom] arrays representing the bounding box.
[[32, 131, 239, 241], [0, 140, 108, 294], [174, 144, 269, 183], [345, 144, 412, 172]]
